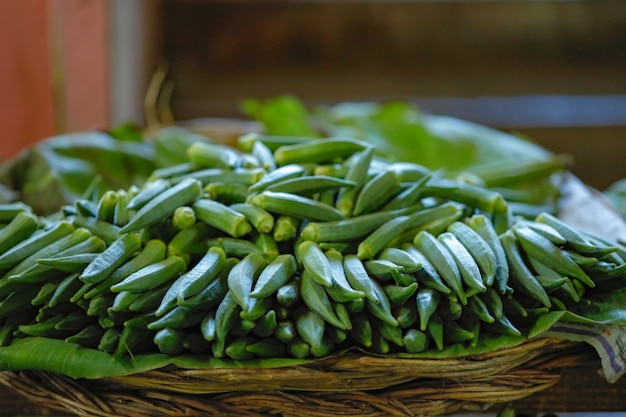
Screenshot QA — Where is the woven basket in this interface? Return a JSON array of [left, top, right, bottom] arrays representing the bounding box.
[[0, 338, 592, 417]]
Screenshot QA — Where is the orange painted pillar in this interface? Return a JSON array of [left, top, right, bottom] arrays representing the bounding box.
[[0, 1, 56, 160], [0, 0, 110, 161]]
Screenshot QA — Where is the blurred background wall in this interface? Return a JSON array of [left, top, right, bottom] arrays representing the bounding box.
[[1, 0, 625, 189]]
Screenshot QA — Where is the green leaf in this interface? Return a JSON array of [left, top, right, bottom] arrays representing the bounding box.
[[565, 286, 626, 326], [0, 337, 310, 379], [0, 132, 156, 215], [241, 95, 319, 138]]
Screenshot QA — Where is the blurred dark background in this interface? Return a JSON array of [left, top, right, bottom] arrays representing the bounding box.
[[158, 0, 626, 190]]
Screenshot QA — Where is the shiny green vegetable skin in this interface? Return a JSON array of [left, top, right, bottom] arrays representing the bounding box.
[[0, 128, 622, 366]]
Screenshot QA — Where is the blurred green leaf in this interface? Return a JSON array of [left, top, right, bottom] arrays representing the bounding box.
[[241, 95, 320, 138]]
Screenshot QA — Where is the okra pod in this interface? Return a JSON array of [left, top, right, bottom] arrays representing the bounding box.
[[119, 178, 203, 234], [193, 198, 253, 238]]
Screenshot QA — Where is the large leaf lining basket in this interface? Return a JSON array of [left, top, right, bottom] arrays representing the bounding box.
[[0, 337, 591, 417]]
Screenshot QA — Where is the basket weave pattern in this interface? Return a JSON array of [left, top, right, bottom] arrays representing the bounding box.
[[0, 338, 591, 417]]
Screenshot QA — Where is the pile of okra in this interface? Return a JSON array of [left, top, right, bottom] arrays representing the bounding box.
[[0, 133, 624, 360]]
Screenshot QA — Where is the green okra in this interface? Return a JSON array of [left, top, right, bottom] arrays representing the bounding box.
[[273, 137, 368, 166], [0, 220, 71, 270], [0, 211, 39, 255], [357, 202, 463, 260], [383, 282, 418, 306], [416, 287, 441, 332], [96, 190, 118, 223], [272, 215, 300, 242], [31, 281, 62, 306], [364, 280, 399, 328], [86, 294, 114, 317], [126, 179, 171, 211], [377, 248, 421, 274], [84, 239, 167, 300], [300, 270, 346, 330], [9, 236, 106, 284], [0, 202, 32, 223], [276, 278, 300, 307], [349, 311, 374, 349], [148, 305, 203, 330], [172, 206, 196, 230], [97, 328, 121, 353], [128, 284, 170, 313], [114, 326, 153, 358], [296, 241, 333, 287], [343, 254, 382, 304], [111, 255, 187, 293], [467, 295, 495, 323], [372, 317, 404, 348], [250, 254, 297, 299], [80, 232, 142, 284], [251, 139, 276, 171], [402, 244, 451, 295], [119, 178, 203, 234], [500, 231, 551, 308], [248, 164, 307, 192], [381, 174, 430, 212], [213, 291, 241, 358], [426, 312, 444, 350], [110, 290, 143, 313], [447, 221, 497, 287], [403, 329, 429, 353], [251, 309, 278, 338], [364, 259, 404, 282], [481, 287, 504, 319], [179, 257, 235, 309], [394, 301, 418, 329], [413, 231, 466, 305], [484, 314, 522, 337], [513, 225, 594, 287], [274, 320, 296, 344], [173, 167, 265, 187], [442, 320, 475, 344], [54, 310, 92, 331], [241, 292, 274, 322], [264, 175, 356, 197], [176, 246, 226, 302], [335, 146, 374, 216], [204, 181, 250, 204], [193, 198, 253, 238], [65, 324, 106, 349], [0, 286, 39, 321], [230, 203, 275, 234], [227, 252, 267, 311], [438, 232, 486, 293], [353, 168, 403, 216], [253, 232, 279, 262], [200, 311, 217, 342], [206, 238, 263, 260], [238, 132, 314, 153], [72, 215, 121, 245], [249, 191, 345, 222], [324, 249, 365, 302], [167, 222, 212, 258], [187, 141, 241, 169], [468, 215, 510, 293], [113, 188, 134, 227], [36, 253, 100, 273], [300, 205, 421, 243], [153, 328, 185, 355], [294, 304, 326, 356]]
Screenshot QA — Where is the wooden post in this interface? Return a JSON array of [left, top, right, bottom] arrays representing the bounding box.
[[0, 0, 110, 161]]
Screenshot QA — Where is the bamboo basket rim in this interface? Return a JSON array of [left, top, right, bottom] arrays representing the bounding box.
[[0, 337, 594, 417]]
